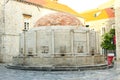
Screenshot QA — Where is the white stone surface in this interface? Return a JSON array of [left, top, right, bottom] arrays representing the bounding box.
[[20, 27, 99, 57], [115, 0, 120, 60]]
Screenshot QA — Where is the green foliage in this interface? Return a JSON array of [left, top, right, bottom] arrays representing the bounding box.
[[101, 29, 115, 50]]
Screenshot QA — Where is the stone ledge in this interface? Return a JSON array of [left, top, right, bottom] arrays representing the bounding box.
[[5, 64, 113, 71]]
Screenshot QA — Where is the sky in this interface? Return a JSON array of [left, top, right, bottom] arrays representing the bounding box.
[[58, 0, 109, 12]]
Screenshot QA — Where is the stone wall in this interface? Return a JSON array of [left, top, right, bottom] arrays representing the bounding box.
[[115, 0, 120, 60], [13, 55, 105, 67], [0, 0, 5, 62], [86, 18, 115, 33], [0, 0, 57, 62], [19, 27, 100, 57], [0, 0, 85, 62]]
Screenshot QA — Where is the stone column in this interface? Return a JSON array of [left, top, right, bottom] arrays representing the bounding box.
[[70, 30, 74, 55], [115, 0, 120, 60], [0, 0, 5, 62], [51, 30, 55, 57], [86, 31, 90, 54]]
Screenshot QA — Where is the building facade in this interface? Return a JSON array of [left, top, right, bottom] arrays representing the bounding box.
[[79, 0, 115, 55]]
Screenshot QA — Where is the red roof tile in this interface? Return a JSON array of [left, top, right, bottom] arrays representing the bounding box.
[[34, 12, 83, 27], [105, 8, 115, 18], [25, 0, 47, 6], [23, 0, 80, 17]]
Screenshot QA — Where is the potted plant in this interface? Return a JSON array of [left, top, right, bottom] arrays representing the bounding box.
[[101, 28, 116, 58]]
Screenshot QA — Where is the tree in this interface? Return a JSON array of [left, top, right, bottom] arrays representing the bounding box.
[[101, 29, 115, 51]]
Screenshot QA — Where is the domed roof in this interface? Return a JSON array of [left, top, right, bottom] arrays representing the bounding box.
[[34, 12, 83, 27]]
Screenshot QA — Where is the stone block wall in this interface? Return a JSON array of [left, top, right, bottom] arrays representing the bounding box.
[[19, 27, 99, 57], [115, 0, 120, 60], [0, 0, 5, 62], [0, 0, 56, 62], [13, 55, 105, 67]]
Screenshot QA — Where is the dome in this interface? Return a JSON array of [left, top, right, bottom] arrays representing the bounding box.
[[34, 12, 83, 27]]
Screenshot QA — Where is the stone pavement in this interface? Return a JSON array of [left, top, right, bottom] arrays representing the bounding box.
[[114, 60, 120, 80], [0, 62, 120, 80]]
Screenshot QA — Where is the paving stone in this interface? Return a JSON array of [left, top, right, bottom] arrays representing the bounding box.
[[0, 61, 120, 80]]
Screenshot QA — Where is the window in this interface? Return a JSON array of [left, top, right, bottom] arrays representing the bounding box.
[[86, 25, 89, 27], [24, 22, 29, 30], [102, 27, 105, 34], [23, 14, 32, 30], [112, 24, 115, 29]]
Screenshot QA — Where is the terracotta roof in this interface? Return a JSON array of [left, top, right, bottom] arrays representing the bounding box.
[[79, 0, 115, 22], [105, 8, 114, 18], [25, 0, 47, 6], [34, 12, 83, 27], [79, 8, 114, 22], [24, 0, 80, 17]]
